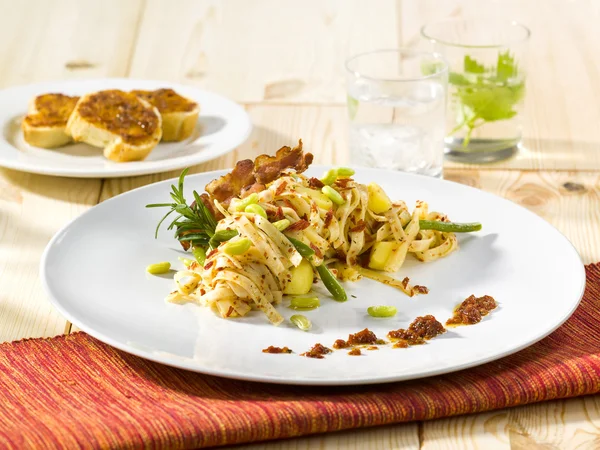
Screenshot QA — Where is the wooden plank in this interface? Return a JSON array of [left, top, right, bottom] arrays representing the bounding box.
[[508, 398, 600, 449], [222, 423, 420, 450], [399, 0, 600, 171], [127, 0, 398, 103], [0, 0, 144, 342], [0, 0, 143, 85], [421, 412, 510, 450], [0, 171, 100, 342]]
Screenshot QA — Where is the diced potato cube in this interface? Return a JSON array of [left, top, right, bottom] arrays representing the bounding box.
[[383, 241, 409, 272], [369, 241, 401, 270], [283, 258, 314, 295], [368, 183, 392, 214]]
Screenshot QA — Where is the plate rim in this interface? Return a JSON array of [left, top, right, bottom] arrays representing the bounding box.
[[40, 166, 587, 385], [0, 78, 252, 178]]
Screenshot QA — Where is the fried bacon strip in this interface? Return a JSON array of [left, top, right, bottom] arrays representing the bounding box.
[[205, 140, 313, 204]]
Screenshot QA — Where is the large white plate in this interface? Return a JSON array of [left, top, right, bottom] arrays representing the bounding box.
[[0, 79, 251, 178], [40, 167, 585, 385]]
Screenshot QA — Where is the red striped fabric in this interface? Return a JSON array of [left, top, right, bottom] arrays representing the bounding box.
[[0, 263, 599, 449]]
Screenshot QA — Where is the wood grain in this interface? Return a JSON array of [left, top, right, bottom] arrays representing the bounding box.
[[128, 0, 398, 103], [0, 0, 143, 341], [227, 423, 420, 450], [0, 171, 101, 342], [0, 0, 143, 86]]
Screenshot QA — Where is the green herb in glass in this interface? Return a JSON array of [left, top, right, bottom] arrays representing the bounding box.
[[448, 51, 525, 147]]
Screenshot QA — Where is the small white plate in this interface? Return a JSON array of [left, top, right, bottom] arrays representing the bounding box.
[[41, 167, 586, 385], [0, 79, 251, 178]]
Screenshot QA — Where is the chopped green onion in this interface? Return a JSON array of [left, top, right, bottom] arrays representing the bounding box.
[[192, 247, 206, 265], [146, 262, 171, 275], [290, 296, 320, 310], [337, 167, 355, 177], [234, 193, 259, 211], [316, 264, 347, 302], [245, 203, 268, 219], [209, 229, 239, 248], [273, 219, 291, 231], [290, 314, 312, 331], [178, 256, 193, 266], [321, 169, 338, 185], [287, 237, 315, 258], [321, 186, 345, 205], [222, 238, 252, 255], [419, 220, 482, 233], [367, 305, 398, 318]]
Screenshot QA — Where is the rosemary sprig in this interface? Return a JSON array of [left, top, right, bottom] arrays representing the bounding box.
[[146, 168, 217, 248]]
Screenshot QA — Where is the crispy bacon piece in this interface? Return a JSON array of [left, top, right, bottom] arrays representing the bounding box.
[[286, 219, 310, 232], [205, 140, 313, 204], [254, 140, 313, 184], [267, 206, 285, 221], [324, 209, 334, 227], [308, 177, 325, 189], [413, 285, 429, 295], [388, 315, 446, 345], [333, 339, 349, 349], [349, 219, 367, 233], [446, 295, 497, 326], [301, 343, 331, 359], [310, 243, 323, 259], [205, 159, 255, 203], [275, 180, 288, 196], [347, 328, 378, 346], [262, 346, 292, 354], [240, 182, 266, 198]]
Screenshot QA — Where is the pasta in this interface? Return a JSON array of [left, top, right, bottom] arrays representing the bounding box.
[[164, 172, 463, 324]]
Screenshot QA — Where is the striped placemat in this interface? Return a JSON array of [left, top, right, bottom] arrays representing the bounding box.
[[1, 263, 598, 449]]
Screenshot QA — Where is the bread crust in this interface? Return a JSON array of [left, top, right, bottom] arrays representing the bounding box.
[[66, 90, 162, 162], [21, 94, 79, 148], [131, 89, 199, 141]]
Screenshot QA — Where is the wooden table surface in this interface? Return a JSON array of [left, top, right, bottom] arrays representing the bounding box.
[[1, 0, 599, 448]]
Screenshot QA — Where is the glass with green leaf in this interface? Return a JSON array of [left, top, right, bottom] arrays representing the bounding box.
[[422, 19, 530, 163]]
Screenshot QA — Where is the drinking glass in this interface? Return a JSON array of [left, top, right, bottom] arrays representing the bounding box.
[[421, 19, 530, 163], [345, 49, 448, 178]]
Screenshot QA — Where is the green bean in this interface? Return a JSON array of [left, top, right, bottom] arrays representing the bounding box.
[[178, 256, 194, 266], [146, 261, 171, 274], [222, 238, 252, 255], [245, 203, 268, 219], [288, 238, 348, 302], [321, 186, 345, 205], [320, 169, 338, 185], [367, 305, 398, 318], [337, 167, 355, 177], [290, 296, 320, 310], [316, 264, 347, 302], [209, 229, 239, 248], [234, 193, 259, 211], [288, 237, 315, 258], [290, 314, 312, 331], [419, 220, 482, 233], [273, 219, 291, 231], [192, 247, 206, 265]]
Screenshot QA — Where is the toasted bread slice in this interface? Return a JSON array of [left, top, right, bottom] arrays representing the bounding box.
[[66, 90, 162, 162], [131, 89, 199, 142], [21, 94, 79, 148]]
